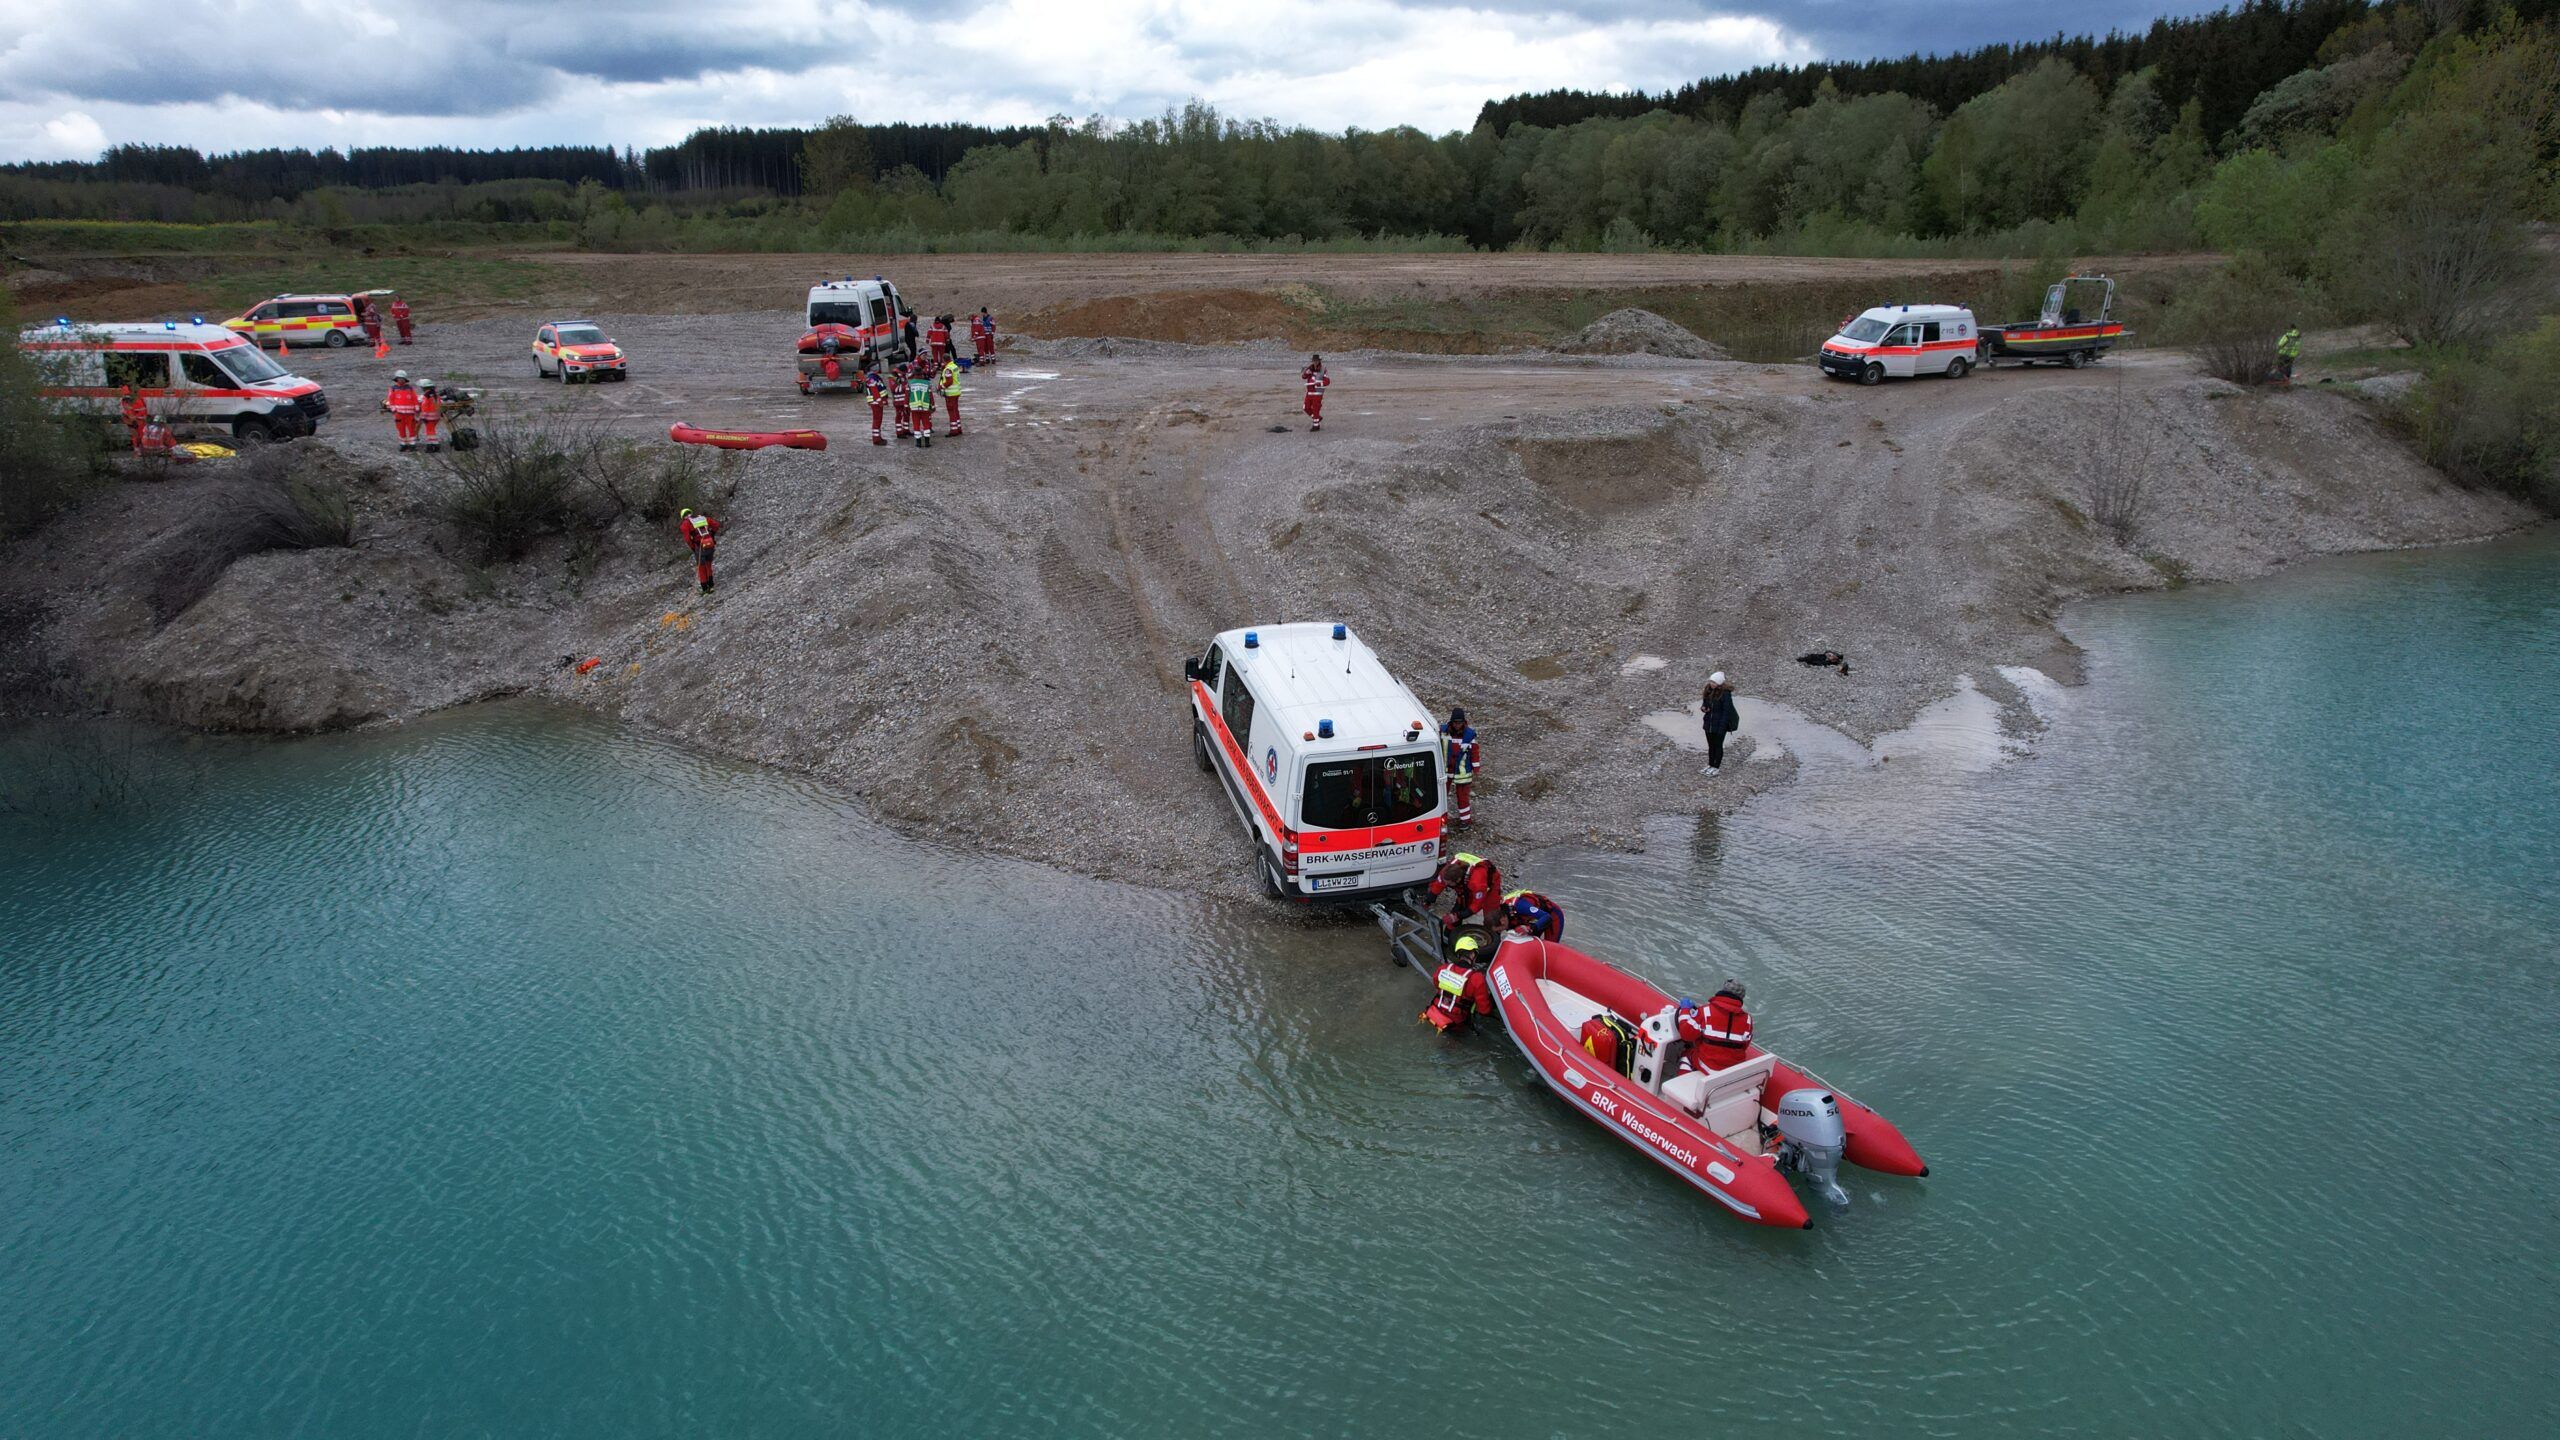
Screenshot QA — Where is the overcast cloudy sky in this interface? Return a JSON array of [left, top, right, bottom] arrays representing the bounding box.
[[0, 0, 2221, 162]]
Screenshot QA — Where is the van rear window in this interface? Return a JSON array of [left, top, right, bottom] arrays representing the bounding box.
[[1299, 751, 1436, 831], [104, 352, 169, 389]]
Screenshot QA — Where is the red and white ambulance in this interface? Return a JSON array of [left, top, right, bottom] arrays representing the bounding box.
[[1817, 303, 1978, 385], [1184, 622, 1447, 902], [805, 276, 914, 363], [20, 320, 330, 443]]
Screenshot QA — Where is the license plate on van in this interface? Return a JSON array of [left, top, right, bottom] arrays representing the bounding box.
[[1308, 874, 1361, 892]]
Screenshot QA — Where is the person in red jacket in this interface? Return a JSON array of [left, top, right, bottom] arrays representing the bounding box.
[[1500, 888, 1563, 942], [678, 507, 722, 594], [416, 379, 444, 453], [972, 306, 996, 363], [1422, 934, 1495, 1032], [1672, 982, 1753, 1073], [118, 384, 150, 451], [1301, 354, 1330, 430], [863, 364, 891, 446], [388, 295, 414, 344], [359, 299, 383, 347], [928, 314, 952, 367], [1428, 851, 1502, 948], [382, 370, 421, 451]]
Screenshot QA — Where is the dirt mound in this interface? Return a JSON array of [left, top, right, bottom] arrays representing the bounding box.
[[1021, 288, 1312, 346], [1561, 308, 1727, 359]]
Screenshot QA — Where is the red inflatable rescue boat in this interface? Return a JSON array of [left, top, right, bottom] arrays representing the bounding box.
[[668, 422, 827, 452], [1483, 935, 1925, 1229]]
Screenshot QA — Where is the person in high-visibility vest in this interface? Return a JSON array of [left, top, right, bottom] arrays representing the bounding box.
[[938, 358, 965, 437], [1500, 888, 1562, 942], [905, 365, 935, 447], [2275, 324, 2302, 383], [1428, 851, 1502, 948], [1421, 934, 1495, 1032], [416, 379, 444, 453], [382, 370, 421, 451], [678, 507, 722, 594], [1441, 706, 1479, 825], [1670, 982, 1753, 1074], [389, 296, 413, 344], [863, 365, 891, 446], [1301, 354, 1330, 431]]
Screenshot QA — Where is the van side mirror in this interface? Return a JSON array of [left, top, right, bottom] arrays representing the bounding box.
[[1181, 658, 1202, 682]]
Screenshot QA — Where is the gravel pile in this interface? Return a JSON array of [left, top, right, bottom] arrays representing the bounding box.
[[1561, 308, 1728, 360]]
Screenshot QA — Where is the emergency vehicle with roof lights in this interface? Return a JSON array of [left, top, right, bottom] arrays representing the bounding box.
[[1184, 623, 1446, 902], [1817, 303, 1978, 384], [21, 320, 329, 443], [222, 292, 387, 349], [805, 276, 914, 363]]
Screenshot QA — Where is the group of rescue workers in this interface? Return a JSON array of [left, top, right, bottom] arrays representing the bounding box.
[[379, 371, 450, 452]]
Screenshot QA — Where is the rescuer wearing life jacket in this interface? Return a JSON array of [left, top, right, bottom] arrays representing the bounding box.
[[118, 384, 150, 451], [383, 370, 421, 451], [1672, 982, 1753, 1073], [938, 358, 965, 437], [972, 306, 996, 363], [1441, 706, 1479, 826], [1301, 354, 1329, 431], [389, 295, 414, 345], [863, 363, 891, 446], [904, 364, 935, 446], [2276, 323, 2302, 383], [1500, 888, 1562, 942], [1429, 852, 1503, 948], [416, 379, 444, 453], [677, 506, 723, 594], [1422, 933, 1495, 1033]]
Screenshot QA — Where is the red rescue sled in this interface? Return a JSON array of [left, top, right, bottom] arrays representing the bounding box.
[[668, 422, 827, 452], [1483, 935, 1925, 1229]]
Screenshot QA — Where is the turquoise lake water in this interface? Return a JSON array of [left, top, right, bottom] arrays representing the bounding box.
[[3, 531, 2554, 1437]]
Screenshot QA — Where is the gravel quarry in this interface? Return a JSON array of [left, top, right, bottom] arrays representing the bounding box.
[[6, 277, 2536, 900]]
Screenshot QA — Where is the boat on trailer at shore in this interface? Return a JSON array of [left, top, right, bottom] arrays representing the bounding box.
[[1978, 273, 2130, 369]]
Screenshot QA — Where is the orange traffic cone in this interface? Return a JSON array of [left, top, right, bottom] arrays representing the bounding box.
[[374, 340, 390, 359], [278, 339, 290, 356]]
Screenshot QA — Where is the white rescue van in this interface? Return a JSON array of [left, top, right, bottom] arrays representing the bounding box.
[[19, 320, 330, 442], [1818, 303, 1978, 385], [805, 275, 914, 362], [1183, 623, 1446, 902]]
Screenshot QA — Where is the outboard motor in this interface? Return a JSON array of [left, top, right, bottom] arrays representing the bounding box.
[[1771, 1088, 1850, 1206]]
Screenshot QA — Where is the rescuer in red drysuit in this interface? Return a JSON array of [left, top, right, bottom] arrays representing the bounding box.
[[1500, 889, 1563, 942], [1428, 852, 1503, 948], [864, 365, 891, 445], [678, 506, 723, 594], [416, 379, 444, 452], [389, 296, 414, 344], [1672, 982, 1754, 1074], [928, 314, 952, 367], [1422, 934, 1496, 1032], [1301, 354, 1330, 430], [383, 370, 421, 451]]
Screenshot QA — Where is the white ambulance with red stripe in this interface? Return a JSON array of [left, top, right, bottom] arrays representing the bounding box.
[[1184, 623, 1446, 902], [1817, 303, 1978, 385], [805, 276, 915, 363], [20, 320, 329, 443]]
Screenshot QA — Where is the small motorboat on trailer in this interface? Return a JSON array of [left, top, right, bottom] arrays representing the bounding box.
[[1481, 933, 1925, 1229]]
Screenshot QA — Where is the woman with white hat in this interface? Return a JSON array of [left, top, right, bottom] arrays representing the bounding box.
[[1700, 671, 1739, 775]]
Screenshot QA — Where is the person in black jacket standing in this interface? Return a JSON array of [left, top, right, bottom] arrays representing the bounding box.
[[1701, 671, 1739, 775]]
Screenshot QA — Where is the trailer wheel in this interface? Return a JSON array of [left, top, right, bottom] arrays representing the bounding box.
[[1946, 357, 1972, 379], [1860, 362, 1884, 387], [2064, 349, 2088, 369], [1193, 722, 1213, 773]]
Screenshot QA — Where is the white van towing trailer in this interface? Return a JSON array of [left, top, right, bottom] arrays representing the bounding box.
[[1183, 622, 1447, 902], [805, 275, 914, 363], [1818, 303, 1978, 385]]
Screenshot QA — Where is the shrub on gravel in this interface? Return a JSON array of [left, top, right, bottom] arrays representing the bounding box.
[[145, 447, 357, 622], [437, 417, 614, 561], [2167, 258, 2301, 387], [0, 289, 113, 529], [2403, 319, 2560, 513]]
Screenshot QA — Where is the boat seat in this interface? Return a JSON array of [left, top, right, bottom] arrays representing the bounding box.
[[1537, 979, 1614, 1040], [1658, 1052, 1778, 1143]]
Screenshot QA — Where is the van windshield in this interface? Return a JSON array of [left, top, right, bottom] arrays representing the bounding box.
[[809, 299, 866, 327], [1842, 317, 1889, 343], [1299, 750, 1437, 831], [215, 345, 287, 382]]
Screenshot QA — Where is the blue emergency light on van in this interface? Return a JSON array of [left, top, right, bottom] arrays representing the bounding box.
[[1317, 719, 1334, 738], [1332, 624, 1347, 640], [1244, 631, 1259, 648]]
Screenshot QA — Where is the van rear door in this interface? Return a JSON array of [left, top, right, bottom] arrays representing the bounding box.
[[1293, 747, 1441, 892]]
